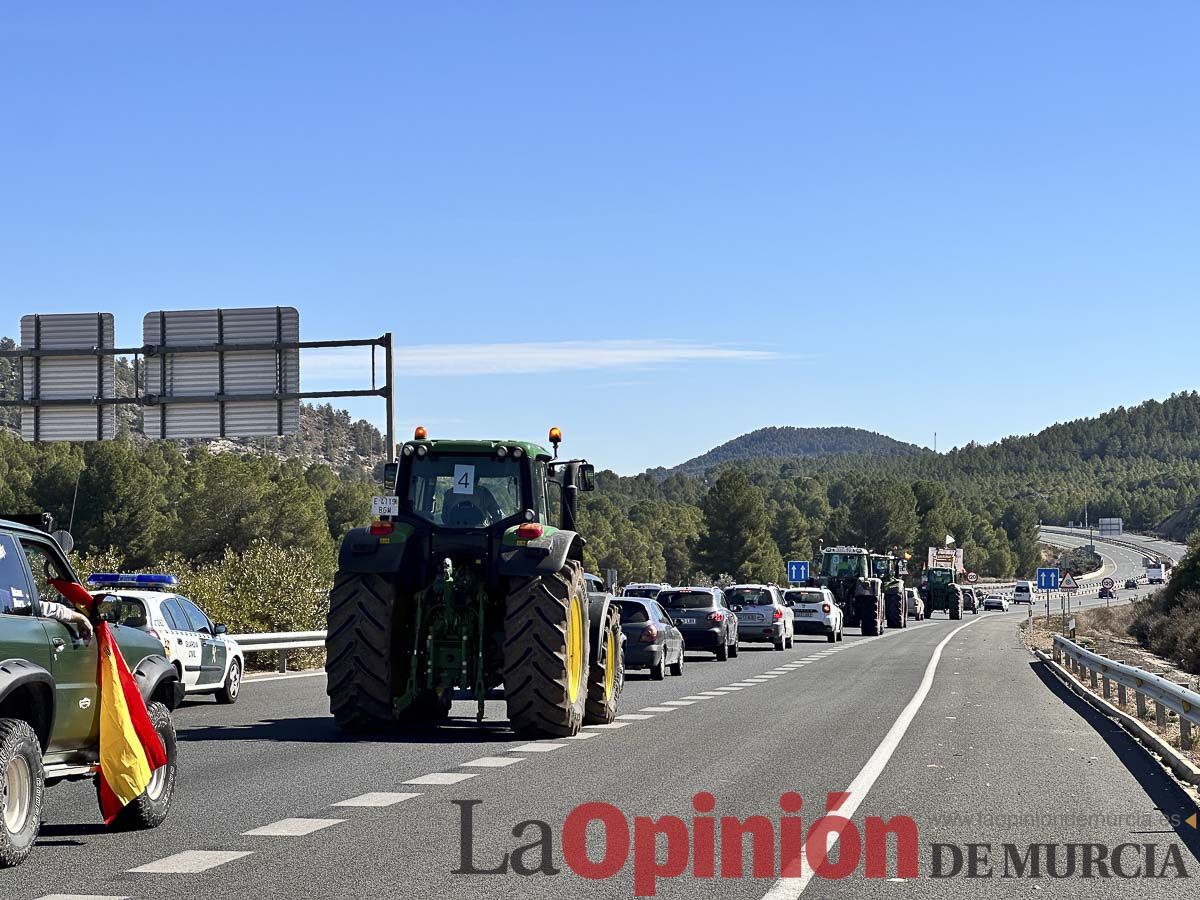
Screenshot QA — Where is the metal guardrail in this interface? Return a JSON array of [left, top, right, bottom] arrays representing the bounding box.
[[1052, 634, 1199, 752], [229, 630, 326, 672]]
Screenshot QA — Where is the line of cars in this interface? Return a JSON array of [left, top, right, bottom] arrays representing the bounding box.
[[615, 582, 850, 678]]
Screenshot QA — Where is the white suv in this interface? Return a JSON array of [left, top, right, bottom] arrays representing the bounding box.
[[784, 587, 843, 643], [88, 573, 245, 704]]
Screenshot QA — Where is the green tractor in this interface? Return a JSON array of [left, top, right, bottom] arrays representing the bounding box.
[[872, 553, 909, 629], [325, 427, 624, 737], [817, 546, 888, 636], [921, 567, 964, 620]]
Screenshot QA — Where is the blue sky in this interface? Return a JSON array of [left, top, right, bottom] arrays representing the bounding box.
[[3, 3, 1198, 473]]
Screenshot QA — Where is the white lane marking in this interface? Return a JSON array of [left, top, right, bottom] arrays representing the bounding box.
[[661, 700, 697, 706], [462, 756, 524, 768], [130, 850, 253, 873], [617, 713, 656, 720], [508, 742, 566, 753], [243, 818, 344, 837], [567, 731, 601, 739], [702, 690, 737, 695], [640, 706, 680, 712], [38, 896, 129, 900], [404, 772, 478, 785], [585, 721, 632, 729], [242, 671, 326, 684], [759, 616, 985, 900], [681, 695, 713, 701], [729, 682, 759, 687], [333, 792, 421, 807]]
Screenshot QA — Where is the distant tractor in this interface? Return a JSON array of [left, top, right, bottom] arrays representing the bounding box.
[[325, 427, 624, 737], [872, 553, 909, 629], [922, 567, 964, 620], [817, 546, 889, 636]]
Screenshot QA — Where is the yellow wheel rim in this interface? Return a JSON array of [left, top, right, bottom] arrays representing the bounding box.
[[604, 626, 616, 699], [566, 594, 585, 705]]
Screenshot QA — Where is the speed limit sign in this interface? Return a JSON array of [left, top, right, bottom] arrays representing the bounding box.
[[1102, 577, 1115, 590], [966, 572, 979, 584]]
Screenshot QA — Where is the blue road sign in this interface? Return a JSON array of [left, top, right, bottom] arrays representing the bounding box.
[[1037, 567, 1061, 591], [788, 560, 810, 583]]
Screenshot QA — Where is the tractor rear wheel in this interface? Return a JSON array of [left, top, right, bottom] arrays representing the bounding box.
[[326, 571, 396, 731], [885, 590, 904, 629], [504, 562, 590, 738], [584, 603, 623, 725]]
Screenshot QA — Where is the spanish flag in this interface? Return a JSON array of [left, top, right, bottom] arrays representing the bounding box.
[[52, 579, 167, 823]]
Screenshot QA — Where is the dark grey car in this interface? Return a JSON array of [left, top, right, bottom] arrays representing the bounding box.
[[657, 588, 739, 661], [615, 598, 684, 680]]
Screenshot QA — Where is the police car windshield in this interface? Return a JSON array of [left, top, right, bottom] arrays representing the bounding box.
[[785, 590, 824, 605], [405, 456, 522, 527]]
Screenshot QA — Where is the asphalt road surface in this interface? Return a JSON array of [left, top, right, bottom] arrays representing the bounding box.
[[6, 544, 1196, 899]]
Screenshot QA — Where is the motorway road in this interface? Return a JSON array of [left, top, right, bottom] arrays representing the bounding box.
[[6, 548, 1197, 899]]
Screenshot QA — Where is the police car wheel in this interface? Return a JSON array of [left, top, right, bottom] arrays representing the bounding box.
[[218, 659, 242, 704], [102, 702, 177, 831], [0, 719, 43, 868]]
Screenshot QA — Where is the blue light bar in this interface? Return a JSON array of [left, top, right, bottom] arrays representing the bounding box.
[[86, 572, 179, 588]]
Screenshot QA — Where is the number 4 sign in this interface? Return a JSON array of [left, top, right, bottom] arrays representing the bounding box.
[[453, 464, 476, 495]]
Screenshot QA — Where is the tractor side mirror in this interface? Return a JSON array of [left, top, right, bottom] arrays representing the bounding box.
[[382, 461, 400, 492], [579, 464, 596, 492]]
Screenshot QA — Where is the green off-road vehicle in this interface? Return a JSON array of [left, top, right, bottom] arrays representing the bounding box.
[[326, 428, 624, 737], [0, 515, 182, 867]]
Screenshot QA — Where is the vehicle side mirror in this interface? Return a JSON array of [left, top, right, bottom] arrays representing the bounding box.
[[214, 623, 228, 635], [382, 461, 400, 492], [579, 464, 596, 492]]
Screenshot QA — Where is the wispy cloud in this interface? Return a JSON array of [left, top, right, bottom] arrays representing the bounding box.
[[302, 340, 781, 380]]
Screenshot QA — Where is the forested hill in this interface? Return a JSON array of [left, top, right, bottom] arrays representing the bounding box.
[[670, 426, 928, 475]]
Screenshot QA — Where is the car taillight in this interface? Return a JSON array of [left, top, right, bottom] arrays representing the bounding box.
[[516, 522, 545, 540], [639, 624, 659, 643], [369, 520, 394, 536], [822, 603, 831, 613], [708, 611, 724, 623], [772, 608, 783, 620]]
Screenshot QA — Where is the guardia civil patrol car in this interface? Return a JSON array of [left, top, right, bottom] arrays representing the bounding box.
[[87, 573, 244, 704]]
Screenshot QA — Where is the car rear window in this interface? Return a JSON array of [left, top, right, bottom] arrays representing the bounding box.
[[728, 588, 773, 606], [615, 601, 650, 623], [659, 591, 714, 609], [785, 590, 824, 605], [622, 588, 659, 599]]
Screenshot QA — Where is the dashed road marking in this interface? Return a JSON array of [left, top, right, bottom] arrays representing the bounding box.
[[130, 850, 253, 874], [567, 731, 601, 739], [640, 706, 679, 712], [243, 818, 344, 837], [508, 742, 566, 752], [729, 682, 759, 687], [462, 756, 524, 768], [661, 700, 697, 706], [404, 772, 478, 785], [681, 695, 713, 701], [617, 713, 656, 720], [334, 792, 422, 807], [585, 721, 632, 729]]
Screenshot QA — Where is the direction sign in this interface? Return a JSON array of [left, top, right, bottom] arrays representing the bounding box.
[[1036, 567, 1061, 591], [1101, 577, 1115, 590], [787, 560, 810, 584], [966, 572, 979, 584], [1061, 572, 1079, 592]]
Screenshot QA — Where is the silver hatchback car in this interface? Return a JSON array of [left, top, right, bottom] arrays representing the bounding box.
[[727, 584, 793, 650]]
